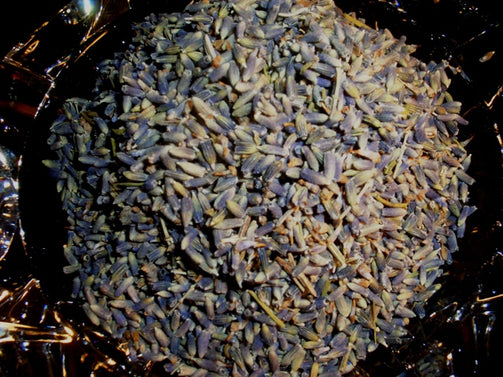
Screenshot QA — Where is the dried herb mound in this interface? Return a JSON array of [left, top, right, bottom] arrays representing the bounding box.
[[45, 0, 476, 375]]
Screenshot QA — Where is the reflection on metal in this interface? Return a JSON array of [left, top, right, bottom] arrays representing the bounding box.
[[492, 123, 503, 160], [479, 50, 496, 63], [0, 0, 131, 119], [0, 322, 73, 344], [0, 145, 18, 262], [0, 279, 71, 344], [485, 84, 503, 109], [0, 278, 132, 376]]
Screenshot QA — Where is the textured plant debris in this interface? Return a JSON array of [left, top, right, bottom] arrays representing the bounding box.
[[44, 0, 476, 375]]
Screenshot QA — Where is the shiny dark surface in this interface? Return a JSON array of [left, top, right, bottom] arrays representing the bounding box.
[[0, 1, 502, 376], [0, 0, 131, 120]]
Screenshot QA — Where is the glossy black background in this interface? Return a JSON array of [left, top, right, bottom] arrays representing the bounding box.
[[1, 1, 502, 376], [0, 2, 65, 56]]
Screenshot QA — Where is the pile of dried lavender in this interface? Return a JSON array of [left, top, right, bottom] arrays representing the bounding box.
[[44, 0, 476, 375]]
